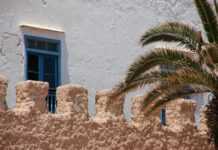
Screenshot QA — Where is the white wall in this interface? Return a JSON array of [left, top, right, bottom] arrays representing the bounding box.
[[0, 0, 202, 118]]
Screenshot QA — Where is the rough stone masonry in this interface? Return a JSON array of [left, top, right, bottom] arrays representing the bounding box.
[[0, 76, 215, 150]]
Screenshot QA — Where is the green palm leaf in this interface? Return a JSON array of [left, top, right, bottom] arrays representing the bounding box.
[[140, 22, 202, 50], [194, 0, 218, 43], [115, 61, 215, 97], [145, 85, 211, 115], [214, 0, 218, 16], [125, 48, 201, 84], [142, 67, 217, 114], [116, 66, 217, 108], [164, 68, 218, 91], [203, 44, 218, 65], [117, 0, 218, 146], [114, 70, 171, 96], [143, 68, 215, 110]]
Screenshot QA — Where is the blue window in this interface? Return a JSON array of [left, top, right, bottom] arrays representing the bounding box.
[[24, 35, 61, 113], [160, 108, 166, 125]]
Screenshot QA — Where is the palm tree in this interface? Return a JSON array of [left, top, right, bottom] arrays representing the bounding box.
[[114, 0, 218, 148]]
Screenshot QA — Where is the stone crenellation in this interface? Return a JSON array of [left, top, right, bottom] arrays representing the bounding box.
[[13, 80, 49, 115], [131, 95, 160, 130], [93, 89, 124, 123], [0, 77, 211, 130], [165, 99, 197, 132], [57, 84, 88, 120], [0, 76, 215, 149]]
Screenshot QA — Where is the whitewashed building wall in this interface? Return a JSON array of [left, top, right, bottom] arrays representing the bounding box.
[[0, 0, 202, 117]]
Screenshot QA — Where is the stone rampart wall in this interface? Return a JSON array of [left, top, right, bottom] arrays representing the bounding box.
[[0, 77, 214, 149]]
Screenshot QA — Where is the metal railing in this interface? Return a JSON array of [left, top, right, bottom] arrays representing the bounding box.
[[46, 88, 57, 113], [160, 108, 166, 125]]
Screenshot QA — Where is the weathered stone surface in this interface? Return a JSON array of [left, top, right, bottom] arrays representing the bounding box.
[[199, 107, 209, 135], [0, 75, 8, 112], [94, 89, 124, 123], [166, 99, 197, 132], [0, 85, 214, 149], [131, 95, 160, 129], [0, 111, 214, 150], [57, 84, 88, 120], [131, 97, 197, 132], [13, 80, 49, 115]]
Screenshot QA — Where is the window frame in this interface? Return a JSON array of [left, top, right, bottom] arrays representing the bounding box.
[[24, 35, 61, 86]]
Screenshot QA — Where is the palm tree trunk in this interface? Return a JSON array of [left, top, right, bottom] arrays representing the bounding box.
[[205, 94, 218, 150], [216, 143, 218, 150]]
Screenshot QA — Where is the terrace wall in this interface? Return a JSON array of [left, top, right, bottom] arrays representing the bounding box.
[[0, 78, 214, 150]]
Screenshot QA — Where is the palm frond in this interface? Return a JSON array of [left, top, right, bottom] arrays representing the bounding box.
[[143, 85, 166, 109], [203, 44, 218, 65], [140, 22, 202, 50], [164, 68, 218, 91], [214, 0, 218, 17], [194, 0, 218, 43], [145, 84, 211, 115], [113, 70, 170, 96], [205, 95, 218, 146], [141, 67, 216, 111], [115, 61, 215, 97], [143, 79, 212, 112], [115, 57, 216, 99], [125, 48, 201, 83], [143, 67, 217, 114]]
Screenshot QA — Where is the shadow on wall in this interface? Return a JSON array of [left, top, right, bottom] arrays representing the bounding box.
[[0, 32, 24, 108], [191, 93, 211, 127], [61, 34, 70, 85]]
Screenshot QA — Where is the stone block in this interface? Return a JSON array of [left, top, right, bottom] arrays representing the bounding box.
[[94, 89, 124, 123], [165, 98, 196, 132], [130, 97, 196, 131], [131, 95, 159, 129], [199, 107, 208, 135], [57, 84, 88, 119], [14, 80, 49, 115]]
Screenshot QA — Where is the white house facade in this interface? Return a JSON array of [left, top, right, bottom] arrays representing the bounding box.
[[0, 0, 206, 117]]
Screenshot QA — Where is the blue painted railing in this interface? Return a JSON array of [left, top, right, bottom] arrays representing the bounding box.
[[46, 88, 57, 113]]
